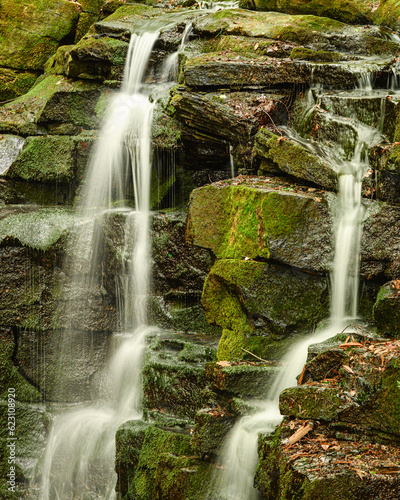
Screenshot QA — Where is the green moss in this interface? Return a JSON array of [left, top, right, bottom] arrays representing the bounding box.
[[290, 46, 342, 62], [0, 0, 79, 71], [6, 136, 78, 184], [133, 426, 193, 499], [0, 332, 41, 403], [217, 329, 246, 361], [254, 128, 337, 189]]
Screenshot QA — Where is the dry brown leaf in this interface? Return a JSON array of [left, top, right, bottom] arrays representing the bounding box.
[[342, 365, 356, 375]]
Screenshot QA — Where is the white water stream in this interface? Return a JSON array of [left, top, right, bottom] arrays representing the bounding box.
[[38, 31, 159, 500], [212, 75, 387, 499]]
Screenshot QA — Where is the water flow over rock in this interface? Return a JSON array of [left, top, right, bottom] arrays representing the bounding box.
[[211, 72, 386, 500], [37, 31, 159, 500]]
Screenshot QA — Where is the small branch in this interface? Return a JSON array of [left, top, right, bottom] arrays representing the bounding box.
[[241, 347, 268, 363]]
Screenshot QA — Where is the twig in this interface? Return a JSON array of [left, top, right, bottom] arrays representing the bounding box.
[[241, 348, 268, 362]]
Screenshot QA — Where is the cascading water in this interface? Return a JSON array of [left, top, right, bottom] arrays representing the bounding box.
[[37, 31, 160, 500], [212, 72, 387, 500]]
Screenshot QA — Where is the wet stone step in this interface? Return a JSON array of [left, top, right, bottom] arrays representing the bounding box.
[[255, 419, 400, 500], [279, 338, 400, 439], [317, 89, 399, 137], [142, 333, 218, 419]]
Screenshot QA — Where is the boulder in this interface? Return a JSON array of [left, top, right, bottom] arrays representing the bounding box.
[[0, 68, 39, 102], [0, 75, 105, 136], [239, 0, 373, 25], [0, 0, 79, 71], [253, 128, 337, 189], [373, 0, 400, 31], [193, 9, 399, 56], [142, 335, 216, 418], [373, 280, 400, 337], [256, 419, 400, 500], [186, 178, 333, 270], [202, 259, 330, 359]]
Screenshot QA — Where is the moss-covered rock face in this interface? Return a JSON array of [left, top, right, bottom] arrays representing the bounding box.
[[373, 0, 400, 31], [254, 128, 337, 189], [142, 335, 217, 418], [370, 144, 400, 204], [193, 9, 399, 56], [0, 75, 104, 137], [116, 423, 219, 500], [0, 0, 79, 71], [0, 400, 49, 497], [0, 68, 39, 102], [239, 0, 373, 25], [202, 259, 329, 360], [280, 339, 400, 438], [186, 178, 333, 270], [373, 281, 400, 338], [255, 339, 400, 499], [255, 420, 400, 500]]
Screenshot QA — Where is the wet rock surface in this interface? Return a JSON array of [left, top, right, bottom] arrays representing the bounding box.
[[256, 337, 400, 499]]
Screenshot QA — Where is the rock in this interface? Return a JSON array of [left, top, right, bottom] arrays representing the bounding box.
[[192, 408, 236, 457], [239, 0, 373, 25], [370, 144, 400, 204], [373, 0, 400, 31], [170, 88, 289, 168], [193, 9, 399, 56], [255, 419, 400, 500], [254, 128, 338, 189], [0, 75, 105, 136], [0, 68, 39, 101], [66, 36, 129, 81], [0, 0, 79, 71], [204, 361, 279, 398], [4, 135, 94, 186], [142, 335, 216, 418], [0, 136, 25, 175], [202, 260, 329, 338], [0, 400, 49, 497], [279, 339, 400, 438], [361, 202, 400, 280], [0, 327, 41, 403], [186, 177, 333, 270], [373, 280, 400, 338], [115, 420, 151, 498]]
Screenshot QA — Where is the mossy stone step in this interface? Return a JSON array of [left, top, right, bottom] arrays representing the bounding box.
[[255, 419, 400, 500]]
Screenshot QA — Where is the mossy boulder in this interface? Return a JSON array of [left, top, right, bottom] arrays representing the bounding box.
[[115, 420, 151, 498], [255, 420, 400, 500], [204, 361, 280, 397], [142, 335, 216, 418], [0, 400, 49, 497], [169, 89, 289, 167], [370, 144, 400, 204], [4, 134, 95, 189], [193, 9, 399, 56], [201, 259, 329, 359], [65, 36, 128, 81], [279, 339, 400, 438], [0, 0, 79, 71], [373, 280, 400, 338], [192, 408, 236, 457], [186, 178, 333, 271], [254, 128, 337, 189], [373, 0, 400, 31], [0, 69, 39, 102], [0, 328, 41, 403], [0, 75, 104, 136], [239, 0, 373, 25]]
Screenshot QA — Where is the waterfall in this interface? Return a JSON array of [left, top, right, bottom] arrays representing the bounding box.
[[211, 74, 385, 500], [37, 31, 159, 500]]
